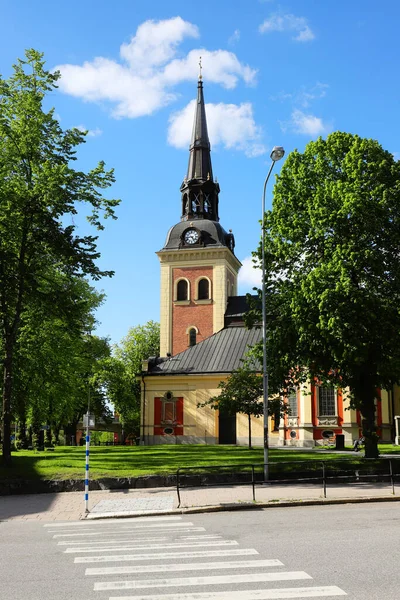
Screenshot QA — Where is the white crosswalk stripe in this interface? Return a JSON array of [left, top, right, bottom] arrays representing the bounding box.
[[53, 527, 207, 538], [94, 571, 312, 590], [44, 514, 347, 598], [74, 548, 259, 563], [44, 515, 182, 527], [65, 539, 238, 553], [109, 589, 346, 600], [57, 535, 220, 546], [85, 559, 284, 576]]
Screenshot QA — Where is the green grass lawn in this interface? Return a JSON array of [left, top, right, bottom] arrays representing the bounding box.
[[1, 444, 399, 481]]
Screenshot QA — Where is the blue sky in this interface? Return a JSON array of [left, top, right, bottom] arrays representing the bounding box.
[[2, 1, 399, 345]]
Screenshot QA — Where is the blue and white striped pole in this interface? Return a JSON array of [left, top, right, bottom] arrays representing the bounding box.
[[84, 413, 90, 514]]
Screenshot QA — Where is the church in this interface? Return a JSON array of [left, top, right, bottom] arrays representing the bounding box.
[[140, 75, 399, 447]]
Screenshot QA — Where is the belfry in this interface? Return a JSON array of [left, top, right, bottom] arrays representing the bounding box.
[[157, 74, 240, 358]]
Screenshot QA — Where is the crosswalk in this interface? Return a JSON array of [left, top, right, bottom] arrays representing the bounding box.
[[44, 515, 347, 599]]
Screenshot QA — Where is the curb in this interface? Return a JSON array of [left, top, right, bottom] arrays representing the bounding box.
[[84, 493, 400, 519]]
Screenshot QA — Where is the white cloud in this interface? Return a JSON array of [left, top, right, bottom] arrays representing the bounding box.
[[281, 109, 331, 137], [228, 29, 241, 45], [393, 152, 400, 162], [120, 17, 199, 75], [55, 17, 257, 119], [270, 83, 329, 107], [238, 256, 262, 288], [259, 13, 315, 42], [168, 100, 266, 157], [162, 49, 256, 89], [75, 124, 103, 137]]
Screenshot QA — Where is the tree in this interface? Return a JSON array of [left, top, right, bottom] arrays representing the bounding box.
[[198, 366, 283, 448], [112, 321, 160, 441], [0, 50, 119, 464], [248, 132, 400, 458], [11, 276, 112, 447]]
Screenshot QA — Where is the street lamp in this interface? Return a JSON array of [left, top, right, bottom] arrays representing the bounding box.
[[261, 145, 285, 481]]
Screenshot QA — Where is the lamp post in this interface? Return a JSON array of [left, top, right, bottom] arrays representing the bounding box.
[[262, 146, 285, 481]]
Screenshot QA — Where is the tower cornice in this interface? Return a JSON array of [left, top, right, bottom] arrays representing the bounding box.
[[157, 246, 242, 271]]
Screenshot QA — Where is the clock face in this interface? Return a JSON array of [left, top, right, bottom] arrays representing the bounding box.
[[184, 228, 199, 245]]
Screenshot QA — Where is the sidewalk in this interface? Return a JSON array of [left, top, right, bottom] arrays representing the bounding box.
[[1, 479, 399, 522]]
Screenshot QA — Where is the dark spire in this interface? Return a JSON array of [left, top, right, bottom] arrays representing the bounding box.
[[180, 70, 220, 223], [186, 77, 213, 182]]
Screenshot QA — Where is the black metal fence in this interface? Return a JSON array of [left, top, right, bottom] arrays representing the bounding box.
[[176, 457, 400, 507]]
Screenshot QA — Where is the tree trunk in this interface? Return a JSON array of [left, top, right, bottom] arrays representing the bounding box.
[[52, 424, 61, 446], [248, 412, 252, 449], [2, 341, 14, 466], [16, 419, 28, 449], [45, 427, 52, 447], [354, 375, 379, 459]]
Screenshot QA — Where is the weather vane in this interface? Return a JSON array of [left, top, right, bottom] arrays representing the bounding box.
[[199, 56, 202, 80]]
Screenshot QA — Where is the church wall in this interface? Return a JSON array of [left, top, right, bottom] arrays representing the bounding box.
[[236, 413, 268, 447], [141, 373, 279, 447], [159, 262, 172, 357], [141, 374, 224, 445], [172, 266, 214, 355], [141, 372, 396, 447]]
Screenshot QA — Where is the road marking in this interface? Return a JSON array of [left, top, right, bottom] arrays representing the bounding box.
[[43, 515, 182, 527], [85, 559, 284, 576], [75, 548, 259, 564], [177, 535, 221, 540], [117, 522, 195, 529], [58, 535, 219, 546], [58, 537, 169, 546], [65, 540, 238, 553], [53, 527, 205, 538], [95, 571, 311, 590], [109, 587, 347, 600]]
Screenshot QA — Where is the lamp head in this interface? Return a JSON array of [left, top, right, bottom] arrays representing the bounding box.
[[270, 146, 285, 162]]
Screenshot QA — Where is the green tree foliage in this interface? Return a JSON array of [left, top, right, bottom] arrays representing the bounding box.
[[0, 50, 119, 464], [198, 367, 283, 448], [111, 321, 160, 440], [248, 132, 400, 458], [11, 277, 112, 448]]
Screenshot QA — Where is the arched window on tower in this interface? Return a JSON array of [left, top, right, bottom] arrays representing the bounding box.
[[198, 278, 210, 300], [177, 279, 188, 301], [182, 194, 188, 216], [204, 194, 210, 213], [192, 194, 201, 214], [189, 328, 197, 346]]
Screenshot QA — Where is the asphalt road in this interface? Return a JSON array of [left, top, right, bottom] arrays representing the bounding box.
[[1, 502, 399, 599]]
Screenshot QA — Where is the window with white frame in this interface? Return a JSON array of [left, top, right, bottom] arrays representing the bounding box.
[[318, 386, 336, 416]]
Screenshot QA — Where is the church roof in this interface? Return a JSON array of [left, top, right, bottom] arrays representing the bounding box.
[[186, 78, 213, 183], [146, 325, 261, 375], [161, 219, 232, 251]]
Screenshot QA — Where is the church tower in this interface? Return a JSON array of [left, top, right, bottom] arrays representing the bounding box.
[[158, 75, 241, 357]]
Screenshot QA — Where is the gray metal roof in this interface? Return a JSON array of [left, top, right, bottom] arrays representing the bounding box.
[[225, 295, 257, 319], [161, 219, 231, 251], [147, 326, 262, 375]]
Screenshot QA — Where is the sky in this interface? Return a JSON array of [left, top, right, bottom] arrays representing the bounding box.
[[1, 0, 399, 345]]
